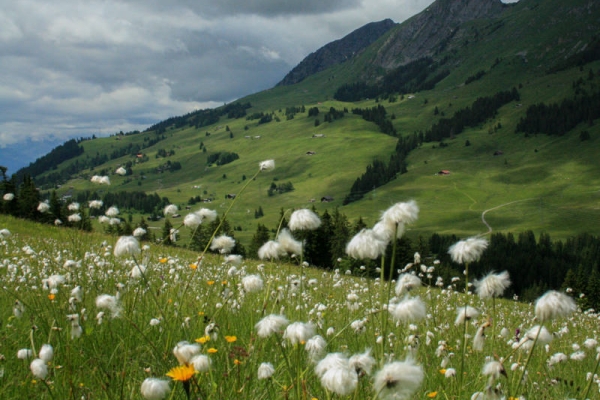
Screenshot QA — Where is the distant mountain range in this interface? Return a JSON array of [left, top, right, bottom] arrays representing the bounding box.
[[8, 0, 600, 241]]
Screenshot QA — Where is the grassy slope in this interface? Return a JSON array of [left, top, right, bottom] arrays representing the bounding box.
[[41, 0, 600, 247]]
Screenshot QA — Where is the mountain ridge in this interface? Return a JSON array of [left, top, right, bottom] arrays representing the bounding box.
[[4, 0, 600, 245], [276, 18, 396, 86]]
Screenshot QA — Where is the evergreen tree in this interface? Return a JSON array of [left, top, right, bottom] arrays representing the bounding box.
[[329, 208, 350, 265], [352, 216, 367, 234], [49, 191, 63, 224], [248, 224, 271, 259], [162, 218, 173, 245], [138, 217, 150, 241], [19, 175, 40, 220]]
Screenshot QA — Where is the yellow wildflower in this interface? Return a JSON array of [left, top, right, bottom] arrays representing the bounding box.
[[207, 280, 215, 286], [225, 336, 237, 343], [48, 294, 55, 301], [166, 364, 195, 382], [189, 263, 198, 270], [427, 392, 438, 398], [207, 348, 218, 354], [195, 336, 210, 344]]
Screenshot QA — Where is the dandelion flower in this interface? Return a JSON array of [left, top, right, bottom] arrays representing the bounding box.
[[258, 362, 275, 379], [0, 228, 11, 237], [474, 271, 511, 299], [535, 290, 577, 322], [30, 358, 48, 379], [448, 237, 488, 264], [67, 202, 80, 211], [3, 193, 14, 201], [114, 236, 141, 257], [141, 378, 171, 400], [373, 359, 424, 400], [166, 364, 195, 382], [256, 314, 289, 338], [288, 209, 321, 231], [258, 240, 285, 260], [210, 235, 235, 254], [346, 229, 387, 260], [259, 159, 275, 171]]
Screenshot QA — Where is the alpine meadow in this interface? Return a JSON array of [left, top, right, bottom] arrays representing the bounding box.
[[1, 0, 600, 399]]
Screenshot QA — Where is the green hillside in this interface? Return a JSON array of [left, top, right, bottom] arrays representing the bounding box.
[[10, 0, 600, 247]]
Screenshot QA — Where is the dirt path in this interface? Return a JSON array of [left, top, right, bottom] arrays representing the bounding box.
[[480, 199, 534, 235]]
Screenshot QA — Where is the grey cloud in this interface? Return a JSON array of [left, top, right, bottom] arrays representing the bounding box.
[[138, 0, 362, 17], [0, 0, 434, 173]]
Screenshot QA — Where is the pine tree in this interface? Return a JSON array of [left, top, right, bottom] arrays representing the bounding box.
[[48, 191, 63, 224], [248, 224, 271, 259], [19, 175, 40, 220], [329, 208, 350, 265], [162, 218, 173, 246]]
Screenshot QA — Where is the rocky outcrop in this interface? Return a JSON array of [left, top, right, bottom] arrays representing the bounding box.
[[276, 19, 396, 86], [371, 0, 505, 70]]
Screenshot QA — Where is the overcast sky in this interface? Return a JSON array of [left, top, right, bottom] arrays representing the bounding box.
[[0, 0, 444, 173]]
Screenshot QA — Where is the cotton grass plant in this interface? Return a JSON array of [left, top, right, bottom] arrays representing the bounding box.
[[2, 196, 600, 399]]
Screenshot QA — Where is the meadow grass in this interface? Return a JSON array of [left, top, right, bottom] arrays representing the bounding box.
[[1, 212, 599, 400]]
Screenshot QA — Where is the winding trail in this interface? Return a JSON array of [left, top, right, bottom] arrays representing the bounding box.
[[480, 198, 534, 235]]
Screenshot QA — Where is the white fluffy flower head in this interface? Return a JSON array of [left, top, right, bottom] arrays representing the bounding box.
[[210, 235, 236, 254], [474, 271, 511, 299], [288, 209, 321, 231], [259, 159, 275, 171], [535, 290, 577, 322], [114, 236, 141, 257], [448, 237, 488, 264], [346, 229, 387, 260]]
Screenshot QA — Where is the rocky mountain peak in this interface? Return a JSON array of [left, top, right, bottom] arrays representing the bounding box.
[[373, 0, 505, 70], [276, 19, 396, 86]]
